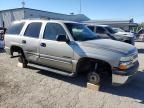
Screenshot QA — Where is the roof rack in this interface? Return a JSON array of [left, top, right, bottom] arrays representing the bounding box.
[[25, 18, 50, 20]]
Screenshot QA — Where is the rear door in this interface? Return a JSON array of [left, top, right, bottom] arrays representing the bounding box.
[[22, 22, 42, 62], [5, 22, 25, 51], [39, 22, 74, 72]]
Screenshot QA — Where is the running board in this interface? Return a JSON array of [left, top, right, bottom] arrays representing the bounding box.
[[28, 63, 76, 77]]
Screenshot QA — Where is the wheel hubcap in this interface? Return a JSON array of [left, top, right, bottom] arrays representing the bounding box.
[[88, 72, 100, 84]]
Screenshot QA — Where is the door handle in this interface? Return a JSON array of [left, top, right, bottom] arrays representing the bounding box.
[[22, 40, 26, 44], [40, 43, 46, 47]]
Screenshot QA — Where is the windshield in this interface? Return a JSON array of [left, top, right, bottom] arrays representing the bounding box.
[[113, 28, 125, 33], [65, 23, 99, 41], [105, 27, 116, 34]]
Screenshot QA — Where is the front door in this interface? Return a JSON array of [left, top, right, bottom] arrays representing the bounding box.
[[39, 23, 74, 72]]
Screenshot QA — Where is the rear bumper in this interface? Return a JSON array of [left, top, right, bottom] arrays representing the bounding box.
[[112, 61, 139, 85]]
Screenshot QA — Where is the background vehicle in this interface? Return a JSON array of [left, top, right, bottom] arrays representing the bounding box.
[[5, 20, 139, 85], [112, 27, 126, 33], [0, 27, 6, 49], [136, 28, 144, 41], [113, 27, 136, 40], [87, 25, 135, 45]]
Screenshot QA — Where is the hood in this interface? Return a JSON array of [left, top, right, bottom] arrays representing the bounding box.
[[78, 39, 136, 55], [115, 32, 134, 38]]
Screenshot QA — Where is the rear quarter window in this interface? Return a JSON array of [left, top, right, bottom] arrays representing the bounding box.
[[7, 22, 25, 35]]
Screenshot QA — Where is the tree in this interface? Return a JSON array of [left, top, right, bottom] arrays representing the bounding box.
[[137, 22, 144, 32], [133, 22, 144, 33]]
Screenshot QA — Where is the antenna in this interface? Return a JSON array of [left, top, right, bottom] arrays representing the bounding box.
[[22, 0, 25, 8]]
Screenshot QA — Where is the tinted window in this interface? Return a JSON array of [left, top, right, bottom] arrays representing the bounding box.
[[96, 27, 106, 34], [44, 23, 66, 40], [65, 23, 98, 41], [7, 22, 25, 35], [24, 22, 42, 38], [87, 26, 95, 32], [105, 27, 116, 34]]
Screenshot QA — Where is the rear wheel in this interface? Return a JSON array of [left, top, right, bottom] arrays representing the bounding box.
[[18, 51, 28, 68]]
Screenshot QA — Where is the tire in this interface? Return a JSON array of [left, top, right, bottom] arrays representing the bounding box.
[[18, 51, 27, 68], [88, 72, 100, 85]]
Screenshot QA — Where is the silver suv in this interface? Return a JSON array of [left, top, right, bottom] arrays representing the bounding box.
[[5, 20, 139, 85]]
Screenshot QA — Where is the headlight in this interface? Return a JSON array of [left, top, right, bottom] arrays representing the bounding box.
[[120, 56, 132, 62], [119, 61, 133, 70], [119, 54, 138, 70]]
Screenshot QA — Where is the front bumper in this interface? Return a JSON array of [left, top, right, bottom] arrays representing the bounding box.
[[112, 61, 139, 85]]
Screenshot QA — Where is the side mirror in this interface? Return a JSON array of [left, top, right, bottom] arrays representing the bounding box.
[[56, 34, 69, 42]]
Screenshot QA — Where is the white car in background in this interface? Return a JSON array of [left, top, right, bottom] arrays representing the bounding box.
[[112, 27, 126, 33], [112, 27, 136, 40]]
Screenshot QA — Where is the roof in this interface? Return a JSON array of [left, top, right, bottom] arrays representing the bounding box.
[[83, 19, 138, 27], [84, 19, 134, 23], [96, 25, 109, 27], [0, 8, 71, 16], [12, 19, 80, 24], [84, 23, 109, 26], [0, 8, 89, 21]]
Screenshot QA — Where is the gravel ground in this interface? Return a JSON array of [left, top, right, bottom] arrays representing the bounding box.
[[0, 42, 144, 108]]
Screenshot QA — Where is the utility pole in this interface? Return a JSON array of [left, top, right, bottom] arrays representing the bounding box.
[[80, 0, 82, 14], [21, 0, 25, 19], [22, 0, 25, 8]]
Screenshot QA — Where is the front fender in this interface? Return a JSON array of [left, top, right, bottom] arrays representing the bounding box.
[[74, 50, 122, 69]]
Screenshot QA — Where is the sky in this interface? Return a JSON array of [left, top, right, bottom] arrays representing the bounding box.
[[0, 0, 144, 23]]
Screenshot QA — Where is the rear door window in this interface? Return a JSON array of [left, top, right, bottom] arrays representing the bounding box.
[[7, 22, 25, 35], [24, 22, 42, 38]]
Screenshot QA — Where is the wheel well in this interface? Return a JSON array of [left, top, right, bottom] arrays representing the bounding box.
[[10, 46, 23, 55], [76, 57, 112, 76]]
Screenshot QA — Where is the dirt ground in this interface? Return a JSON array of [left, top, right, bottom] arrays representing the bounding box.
[[0, 42, 144, 108]]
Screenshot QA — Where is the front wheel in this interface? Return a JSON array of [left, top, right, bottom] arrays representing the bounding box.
[[88, 72, 100, 85]]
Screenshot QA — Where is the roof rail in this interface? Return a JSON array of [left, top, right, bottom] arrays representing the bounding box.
[[25, 18, 50, 20]]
